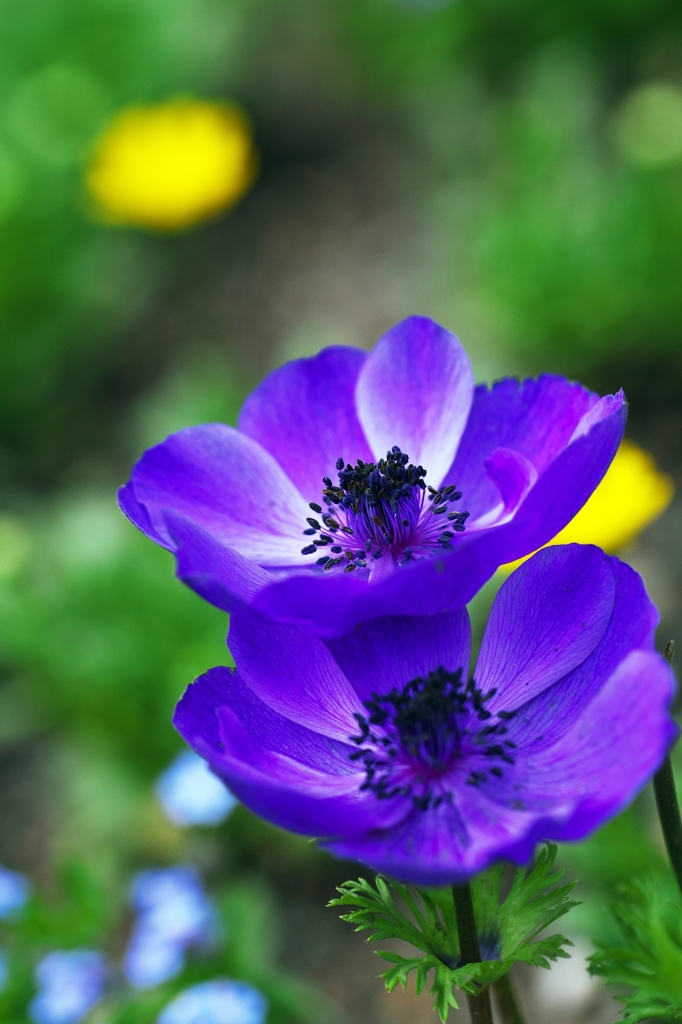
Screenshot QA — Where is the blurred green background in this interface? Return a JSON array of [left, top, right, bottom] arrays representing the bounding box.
[[1, 0, 681, 1021]]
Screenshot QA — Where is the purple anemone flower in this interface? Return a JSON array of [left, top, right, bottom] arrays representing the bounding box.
[[174, 544, 675, 886], [119, 316, 625, 637]]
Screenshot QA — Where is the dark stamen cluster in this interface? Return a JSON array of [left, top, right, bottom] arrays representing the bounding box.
[[349, 666, 516, 810], [300, 447, 469, 571], [425, 482, 470, 540], [333, 447, 427, 513]]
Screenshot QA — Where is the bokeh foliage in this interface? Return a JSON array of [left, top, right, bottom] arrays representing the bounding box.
[[0, 0, 681, 1020], [0, 0, 246, 485], [3, 0, 682, 485]]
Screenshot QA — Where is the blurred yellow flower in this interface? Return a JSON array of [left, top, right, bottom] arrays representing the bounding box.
[[85, 98, 257, 231], [503, 439, 674, 570]]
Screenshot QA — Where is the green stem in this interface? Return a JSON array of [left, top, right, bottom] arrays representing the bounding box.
[[492, 972, 525, 1024], [653, 642, 682, 898], [452, 882, 494, 1024]]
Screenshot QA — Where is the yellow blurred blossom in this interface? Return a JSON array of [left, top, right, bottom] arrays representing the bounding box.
[[85, 98, 257, 231], [503, 439, 674, 570]]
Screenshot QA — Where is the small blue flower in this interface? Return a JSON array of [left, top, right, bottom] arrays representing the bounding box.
[[0, 864, 30, 919], [29, 950, 107, 1024], [124, 867, 218, 989], [155, 750, 238, 827], [157, 979, 267, 1024]]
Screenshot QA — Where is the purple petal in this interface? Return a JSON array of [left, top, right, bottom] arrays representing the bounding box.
[[174, 672, 406, 839], [492, 649, 676, 837], [227, 614, 365, 741], [173, 667, 357, 776], [324, 793, 539, 886], [325, 610, 471, 703], [355, 316, 474, 487], [479, 447, 537, 523], [507, 556, 659, 752], [444, 375, 611, 520], [251, 533, 501, 637], [214, 707, 404, 837], [125, 425, 310, 566], [119, 480, 167, 548], [167, 513, 275, 614], [569, 391, 625, 442], [238, 347, 373, 502], [475, 392, 627, 564], [215, 706, 358, 795], [476, 546, 615, 711]]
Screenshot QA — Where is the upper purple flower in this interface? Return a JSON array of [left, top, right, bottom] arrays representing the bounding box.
[[174, 544, 675, 886], [119, 316, 626, 636]]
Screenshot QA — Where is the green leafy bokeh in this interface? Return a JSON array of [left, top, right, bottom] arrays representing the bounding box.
[[0, 0, 681, 1020]]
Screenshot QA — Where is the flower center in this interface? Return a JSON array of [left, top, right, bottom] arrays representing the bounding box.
[[300, 447, 469, 574], [349, 667, 516, 811]]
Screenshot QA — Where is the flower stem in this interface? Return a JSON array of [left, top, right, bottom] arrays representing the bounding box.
[[492, 973, 525, 1024], [452, 882, 494, 1024], [653, 643, 682, 897]]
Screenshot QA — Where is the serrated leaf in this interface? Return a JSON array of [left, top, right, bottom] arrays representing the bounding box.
[[490, 841, 579, 962], [588, 877, 682, 1023], [330, 876, 436, 951], [329, 842, 578, 1021]]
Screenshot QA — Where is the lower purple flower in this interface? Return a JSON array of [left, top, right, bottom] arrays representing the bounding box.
[[174, 544, 676, 886]]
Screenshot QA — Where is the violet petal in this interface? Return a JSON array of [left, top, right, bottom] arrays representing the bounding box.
[[124, 424, 310, 566], [476, 545, 615, 711], [239, 347, 372, 502], [355, 316, 474, 487]]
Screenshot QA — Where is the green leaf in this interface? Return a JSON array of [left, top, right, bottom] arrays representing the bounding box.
[[588, 877, 682, 1023], [329, 842, 578, 1021], [485, 840, 579, 967]]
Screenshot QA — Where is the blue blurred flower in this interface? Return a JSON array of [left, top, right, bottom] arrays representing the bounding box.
[[155, 750, 238, 827], [29, 950, 107, 1024], [0, 863, 30, 918], [157, 979, 267, 1024], [0, 950, 8, 993], [124, 867, 218, 989]]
